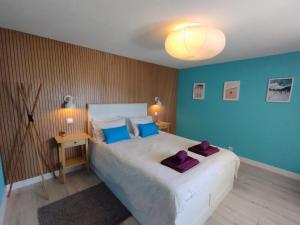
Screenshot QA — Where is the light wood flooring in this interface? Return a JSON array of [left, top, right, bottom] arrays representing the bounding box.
[[3, 163, 300, 225]]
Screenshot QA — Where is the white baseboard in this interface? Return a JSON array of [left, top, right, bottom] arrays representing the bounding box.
[[5, 165, 83, 192], [240, 156, 300, 181]]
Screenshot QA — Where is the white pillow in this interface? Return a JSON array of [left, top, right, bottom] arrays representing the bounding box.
[[91, 117, 126, 142], [129, 116, 153, 136]]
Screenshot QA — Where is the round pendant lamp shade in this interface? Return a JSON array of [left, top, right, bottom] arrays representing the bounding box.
[[165, 23, 226, 61]]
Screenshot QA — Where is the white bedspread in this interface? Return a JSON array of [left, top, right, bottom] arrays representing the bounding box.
[[91, 132, 240, 225]]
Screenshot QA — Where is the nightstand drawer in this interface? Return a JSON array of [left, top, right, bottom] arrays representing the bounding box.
[[158, 124, 169, 129], [156, 121, 171, 132], [62, 139, 86, 148]]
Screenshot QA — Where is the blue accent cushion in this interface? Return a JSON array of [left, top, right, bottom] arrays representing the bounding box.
[[102, 125, 131, 144], [138, 122, 159, 138]]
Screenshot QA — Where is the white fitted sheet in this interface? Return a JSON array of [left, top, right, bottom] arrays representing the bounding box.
[[90, 132, 240, 225]]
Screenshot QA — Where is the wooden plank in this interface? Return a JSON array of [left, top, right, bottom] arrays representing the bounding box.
[[3, 163, 300, 225], [0, 27, 178, 183]]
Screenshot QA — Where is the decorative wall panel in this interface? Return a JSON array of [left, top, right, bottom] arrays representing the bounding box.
[[0, 28, 177, 183]]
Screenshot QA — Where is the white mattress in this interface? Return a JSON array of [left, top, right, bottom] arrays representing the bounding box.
[[90, 132, 240, 225]]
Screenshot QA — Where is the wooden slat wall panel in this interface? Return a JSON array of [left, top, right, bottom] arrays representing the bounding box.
[[0, 27, 177, 183]]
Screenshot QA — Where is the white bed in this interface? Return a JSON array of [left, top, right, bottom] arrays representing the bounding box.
[[88, 103, 240, 225]]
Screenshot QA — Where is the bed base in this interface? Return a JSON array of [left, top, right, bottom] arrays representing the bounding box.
[[90, 145, 235, 225]]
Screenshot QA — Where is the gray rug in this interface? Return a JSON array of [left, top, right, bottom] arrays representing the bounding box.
[[38, 183, 131, 225]]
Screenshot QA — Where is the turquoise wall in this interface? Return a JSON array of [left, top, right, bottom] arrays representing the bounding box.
[[0, 158, 4, 204], [177, 52, 300, 174]]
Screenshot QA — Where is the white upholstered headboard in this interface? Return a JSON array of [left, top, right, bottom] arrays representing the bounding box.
[[87, 103, 148, 135]]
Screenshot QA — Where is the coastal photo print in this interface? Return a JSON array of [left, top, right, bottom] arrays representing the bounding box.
[[223, 81, 240, 101], [266, 77, 294, 102], [193, 83, 205, 100]]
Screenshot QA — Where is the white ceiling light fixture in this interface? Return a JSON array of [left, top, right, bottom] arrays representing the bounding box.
[[165, 23, 226, 61]]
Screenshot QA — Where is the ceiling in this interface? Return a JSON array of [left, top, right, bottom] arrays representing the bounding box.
[[0, 0, 300, 69]]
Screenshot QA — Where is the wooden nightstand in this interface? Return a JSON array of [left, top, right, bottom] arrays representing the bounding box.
[[156, 121, 171, 132], [54, 132, 90, 183]]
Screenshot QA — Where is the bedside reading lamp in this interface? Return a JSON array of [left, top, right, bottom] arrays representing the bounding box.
[[154, 97, 162, 122], [62, 95, 75, 108], [60, 95, 76, 136], [154, 97, 162, 106]]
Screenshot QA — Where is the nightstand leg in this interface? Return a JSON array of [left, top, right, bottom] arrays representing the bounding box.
[[85, 141, 90, 173], [62, 147, 66, 183], [58, 145, 62, 181], [58, 145, 66, 183]]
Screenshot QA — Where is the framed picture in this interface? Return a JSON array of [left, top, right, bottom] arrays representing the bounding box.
[[266, 77, 294, 102], [193, 83, 205, 100], [223, 81, 240, 101]]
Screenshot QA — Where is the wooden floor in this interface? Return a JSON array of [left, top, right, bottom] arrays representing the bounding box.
[[3, 163, 300, 225]]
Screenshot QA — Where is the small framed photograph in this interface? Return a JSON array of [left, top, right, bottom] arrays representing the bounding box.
[[223, 81, 240, 101], [266, 77, 294, 102], [193, 83, 205, 100]]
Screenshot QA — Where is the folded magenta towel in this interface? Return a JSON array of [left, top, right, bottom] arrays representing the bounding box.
[[201, 140, 210, 150], [188, 140, 210, 151], [161, 155, 199, 173], [188, 145, 219, 157], [173, 150, 188, 165]]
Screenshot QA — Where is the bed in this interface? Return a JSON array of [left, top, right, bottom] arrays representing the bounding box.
[[88, 103, 240, 225]]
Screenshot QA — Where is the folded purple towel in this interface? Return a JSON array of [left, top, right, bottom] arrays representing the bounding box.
[[161, 155, 199, 173], [188, 146, 219, 157], [188, 140, 210, 152], [173, 150, 188, 165], [201, 140, 210, 150]]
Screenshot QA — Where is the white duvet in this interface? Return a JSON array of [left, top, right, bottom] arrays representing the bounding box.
[[91, 132, 240, 225]]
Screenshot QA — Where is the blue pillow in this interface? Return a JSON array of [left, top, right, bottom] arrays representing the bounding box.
[[138, 122, 159, 138], [102, 125, 131, 144]]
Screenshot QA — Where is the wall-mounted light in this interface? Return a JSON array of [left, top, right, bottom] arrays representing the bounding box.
[[154, 97, 162, 106], [62, 95, 75, 109]]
